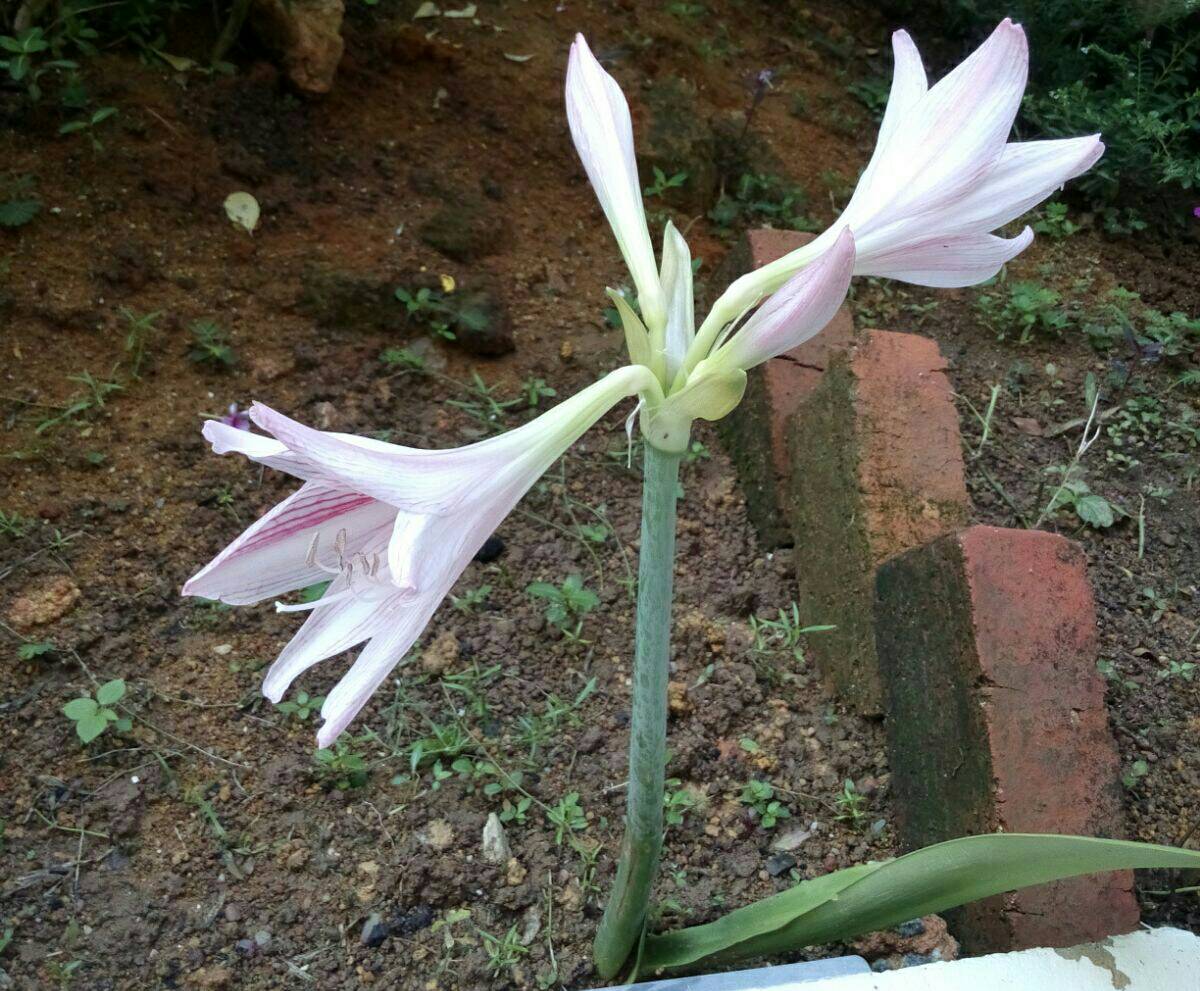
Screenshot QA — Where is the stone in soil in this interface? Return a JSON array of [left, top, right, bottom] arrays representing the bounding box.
[[855, 914, 958, 970], [765, 852, 796, 877], [361, 912, 388, 947], [419, 193, 505, 262], [474, 534, 505, 563], [715, 230, 857, 549], [251, 0, 345, 94], [787, 329, 970, 712], [875, 525, 1138, 952], [7, 575, 81, 629], [421, 630, 460, 674], [417, 818, 455, 851], [482, 812, 512, 864]]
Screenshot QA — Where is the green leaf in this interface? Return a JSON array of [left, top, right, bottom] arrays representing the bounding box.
[[1075, 494, 1116, 528], [62, 697, 98, 720], [0, 199, 40, 228], [95, 679, 126, 706], [638, 834, 1200, 975], [17, 640, 54, 660], [76, 712, 108, 743], [298, 580, 331, 603]]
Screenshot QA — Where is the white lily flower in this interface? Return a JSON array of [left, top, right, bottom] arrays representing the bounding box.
[[566, 33, 666, 337], [183, 366, 658, 746], [709, 18, 1104, 331]]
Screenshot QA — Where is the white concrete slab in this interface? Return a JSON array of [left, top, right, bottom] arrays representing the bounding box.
[[602, 928, 1200, 991], [768, 928, 1198, 991]]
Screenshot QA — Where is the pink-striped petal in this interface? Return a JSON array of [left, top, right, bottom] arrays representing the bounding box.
[[248, 404, 493, 514], [854, 29, 928, 198], [862, 226, 1034, 288], [939, 135, 1105, 234], [719, 229, 855, 370], [848, 19, 1028, 229], [315, 590, 443, 748], [182, 483, 395, 605], [262, 577, 412, 703], [203, 420, 314, 479]]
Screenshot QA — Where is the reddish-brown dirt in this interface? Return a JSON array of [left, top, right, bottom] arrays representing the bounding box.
[[1, 1, 1197, 989]]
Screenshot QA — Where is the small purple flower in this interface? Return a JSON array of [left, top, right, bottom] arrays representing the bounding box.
[[1193, 205, 1200, 219], [220, 403, 251, 431]]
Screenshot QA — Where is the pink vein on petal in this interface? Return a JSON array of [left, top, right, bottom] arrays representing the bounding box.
[[230, 491, 376, 559]]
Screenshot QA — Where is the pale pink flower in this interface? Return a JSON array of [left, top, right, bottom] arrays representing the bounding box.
[[184, 366, 656, 746], [712, 19, 1104, 326]]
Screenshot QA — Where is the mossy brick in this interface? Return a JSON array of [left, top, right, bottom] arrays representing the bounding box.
[[785, 330, 969, 712], [875, 525, 1138, 952], [715, 230, 856, 548]]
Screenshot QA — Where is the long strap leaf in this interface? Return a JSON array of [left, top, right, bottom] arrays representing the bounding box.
[[640, 834, 1200, 974]]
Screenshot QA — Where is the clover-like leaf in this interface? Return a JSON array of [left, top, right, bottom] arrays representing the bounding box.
[[95, 679, 126, 706], [62, 697, 98, 720], [76, 712, 109, 743]]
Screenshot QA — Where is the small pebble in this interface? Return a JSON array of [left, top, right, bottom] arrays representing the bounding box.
[[474, 535, 505, 562], [361, 913, 388, 948], [765, 853, 797, 877]]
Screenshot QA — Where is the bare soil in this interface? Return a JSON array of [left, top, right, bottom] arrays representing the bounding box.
[[1, 2, 1196, 989]]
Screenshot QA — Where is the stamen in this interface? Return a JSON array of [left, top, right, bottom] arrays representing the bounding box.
[[294, 527, 393, 611]]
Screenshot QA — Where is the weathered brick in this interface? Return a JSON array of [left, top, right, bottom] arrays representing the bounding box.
[[716, 230, 856, 548], [785, 330, 970, 711], [875, 525, 1138, 952]]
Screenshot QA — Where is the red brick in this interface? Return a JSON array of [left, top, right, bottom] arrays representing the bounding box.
[[785, 330, 970, 711], [875, 525, 1138, 952], [716, 230, 856, 548]]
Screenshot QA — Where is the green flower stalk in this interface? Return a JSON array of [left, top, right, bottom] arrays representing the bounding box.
[[564, 34, 856, 977], [593, 442, 679, 978]]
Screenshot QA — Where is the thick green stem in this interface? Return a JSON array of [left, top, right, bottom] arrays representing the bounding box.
[[593, 442, 681, 980]]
